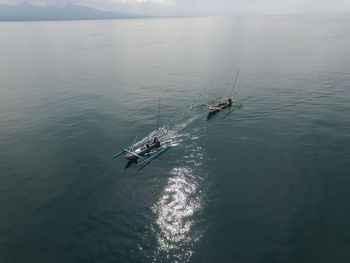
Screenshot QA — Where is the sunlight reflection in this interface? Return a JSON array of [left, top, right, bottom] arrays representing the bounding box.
[[152, 167, 203, 262]]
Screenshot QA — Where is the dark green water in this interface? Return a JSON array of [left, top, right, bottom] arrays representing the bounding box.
[[1, 14, 350, 263]]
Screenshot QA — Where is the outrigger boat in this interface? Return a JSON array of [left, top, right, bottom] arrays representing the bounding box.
[[112, 101, 171, 167], [123, 137, 160, 160], [198, 71, 242, 118], [208, 97, 233, 113]]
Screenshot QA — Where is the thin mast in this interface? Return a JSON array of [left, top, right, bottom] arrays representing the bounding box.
[[231, 70, 240, 98], [156, 99, 160, 137]]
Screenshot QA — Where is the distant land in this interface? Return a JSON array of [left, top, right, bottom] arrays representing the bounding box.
[[0, 3, 143, 21]]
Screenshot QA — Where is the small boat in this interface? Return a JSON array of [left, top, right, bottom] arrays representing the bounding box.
[[198, 71, 240, 116], [123, 138, 160, 160], [208, 97, 233, 113], [112, 101, 171, 167]]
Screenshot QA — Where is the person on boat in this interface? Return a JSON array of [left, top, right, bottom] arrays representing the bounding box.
[[146, 144, 150, 149], [153, 137, 159, 144], [217, 100, 226, 107], [221, 98, 232, 106]]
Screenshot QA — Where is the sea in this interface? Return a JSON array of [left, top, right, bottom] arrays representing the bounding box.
[[0, 13, 350, 263]]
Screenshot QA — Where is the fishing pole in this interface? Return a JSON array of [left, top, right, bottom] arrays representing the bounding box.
[[156, 99, 160, 137], [231, 70, 240, 98]]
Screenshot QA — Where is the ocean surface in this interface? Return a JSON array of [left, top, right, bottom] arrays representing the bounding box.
[[0, 14, 350, 263]]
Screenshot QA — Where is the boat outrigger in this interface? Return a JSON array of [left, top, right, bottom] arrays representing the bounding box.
[[112, 101, 171, 168], [198, 71, 242, 118]]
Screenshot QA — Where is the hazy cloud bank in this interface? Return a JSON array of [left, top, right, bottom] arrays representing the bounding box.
[[1, 0, 350, 15]]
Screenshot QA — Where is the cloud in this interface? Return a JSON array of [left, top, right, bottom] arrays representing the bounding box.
[[2, 0, 350, 15], [7, 0, 175, 6], [119, 0, 174, 5]]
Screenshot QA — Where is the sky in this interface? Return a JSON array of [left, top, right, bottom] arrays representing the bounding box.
[[1, 0, 350, 16]]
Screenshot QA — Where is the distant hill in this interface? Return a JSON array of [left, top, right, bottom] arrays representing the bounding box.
[[0, 3, 141, 21]]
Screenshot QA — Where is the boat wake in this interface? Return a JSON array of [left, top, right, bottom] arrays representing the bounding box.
[[133, 113, 200, 150]]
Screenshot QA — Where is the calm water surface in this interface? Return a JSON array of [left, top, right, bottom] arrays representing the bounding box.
[[0, 14, 350, 263]]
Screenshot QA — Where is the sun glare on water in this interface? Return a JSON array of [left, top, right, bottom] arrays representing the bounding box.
[[151, 167, 204, 262]]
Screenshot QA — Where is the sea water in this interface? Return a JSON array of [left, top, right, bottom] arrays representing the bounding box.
[[0, 14, 350, 263]]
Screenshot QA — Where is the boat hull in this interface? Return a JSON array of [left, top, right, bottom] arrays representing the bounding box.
[[208, 99, 232, 113], [123, 141, 160, 160]]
